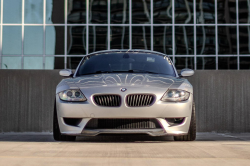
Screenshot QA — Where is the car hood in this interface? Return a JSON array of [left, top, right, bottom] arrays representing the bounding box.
[[56, 73, 193, 94]]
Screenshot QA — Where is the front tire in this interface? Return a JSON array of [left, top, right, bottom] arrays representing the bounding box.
[[53, 101, 76, 141], [174, 102, 196, 141]]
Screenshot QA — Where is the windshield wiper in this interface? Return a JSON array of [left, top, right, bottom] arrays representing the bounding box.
[[81, 70, 165, 76], [81, 70, 113, 75], [127, 70, 160, 74]]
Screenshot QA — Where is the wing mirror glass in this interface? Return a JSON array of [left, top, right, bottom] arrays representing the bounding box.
[[59, 69, 73, 77], [179, 68, 194, 77]]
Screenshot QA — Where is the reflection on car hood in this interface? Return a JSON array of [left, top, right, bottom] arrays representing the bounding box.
[[56, 73, 193, 94], [73, 73, 175, 88]]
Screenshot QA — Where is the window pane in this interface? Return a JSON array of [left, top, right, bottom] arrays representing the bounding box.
[[46, 26, 65, 55], [24, 57, 43, 69], [196, 0, 215, 24], [45, 57, 64, 69], [111, 0, 129, 24], [153, 0, 172, 24], [175, 26, 194, 55], [240, 57, 250, 69], [2, 26, 22, 55], [132, 26, 151, 49], [218, 26, 237, 55], [3, 0, 22, 23], [196, 26, 215, 55], [239, 0, 249, 23], [25, 0, 43, 24], [153, 26, 172, 55], [218, 57, 237, 69], [239, 26, 250, 54], [217, 0, 236, 24], [132, 0, 151, 24], [110, 26, 129, 49], [47, 0, 65, 24], [175, 0, 194, 24], [24, 26, 44, 55], [197, 57, 216, 69], [68, 0, 86, 24], [67, 57, 83, 69], [174, 57, 194, 70], [68, 26, 86, 55], [2, 57, 22, 69], [89, 0, 107, 24], [89, 26, 107, 53]]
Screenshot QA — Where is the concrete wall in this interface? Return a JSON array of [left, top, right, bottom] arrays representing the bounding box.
[[0, 70, 249, 133]]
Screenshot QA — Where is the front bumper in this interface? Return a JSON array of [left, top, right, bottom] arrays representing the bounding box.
[[56, 94, 193, 136]]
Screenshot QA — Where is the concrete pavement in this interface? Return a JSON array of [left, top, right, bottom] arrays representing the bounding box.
[[0, 133, 249, 166]]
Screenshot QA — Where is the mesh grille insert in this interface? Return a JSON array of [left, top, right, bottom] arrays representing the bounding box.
[[126, 94, 154, 107], [85, 118, 161, 129], [93, 95, 121, 107]]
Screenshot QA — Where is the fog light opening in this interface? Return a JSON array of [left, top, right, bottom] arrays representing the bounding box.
[[63, 118, 82, 127], [165, 118, 185, 126]]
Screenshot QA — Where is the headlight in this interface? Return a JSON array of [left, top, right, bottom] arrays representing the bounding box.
[[59, 89, 87, 102], [161, 89, 190, 102]]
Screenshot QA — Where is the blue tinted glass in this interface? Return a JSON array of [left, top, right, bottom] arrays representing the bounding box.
[[2, 57, 22, 69], [25, 0, 44, 24], [24, 26, 44, 55], [3, 0, 22, 23], [2, 26, 22, 55], [24, 57, 43, 69]]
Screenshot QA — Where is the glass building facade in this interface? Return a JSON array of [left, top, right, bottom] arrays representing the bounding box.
[[0, 0, 250, 70]]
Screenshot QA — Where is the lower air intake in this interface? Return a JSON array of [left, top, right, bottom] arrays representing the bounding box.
[[85, 118, 161, 129]]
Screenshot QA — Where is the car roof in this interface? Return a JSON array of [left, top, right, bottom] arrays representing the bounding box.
[[87, 49, 168, 57]]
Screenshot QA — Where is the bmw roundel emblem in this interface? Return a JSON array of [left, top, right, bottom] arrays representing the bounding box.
[[121, 88, 127, 92]]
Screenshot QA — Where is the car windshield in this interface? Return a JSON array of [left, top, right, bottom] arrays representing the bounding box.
[[76, 52, 176, 77]]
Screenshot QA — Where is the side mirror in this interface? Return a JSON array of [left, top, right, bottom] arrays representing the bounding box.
[[179, 68, 194, 77], [59, 69, 73, 77]]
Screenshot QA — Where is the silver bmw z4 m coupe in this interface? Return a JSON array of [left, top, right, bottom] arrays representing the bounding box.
[[54, 50, 196, 141]]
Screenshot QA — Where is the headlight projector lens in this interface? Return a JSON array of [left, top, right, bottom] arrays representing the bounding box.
[[75, 91, 80, 97]]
